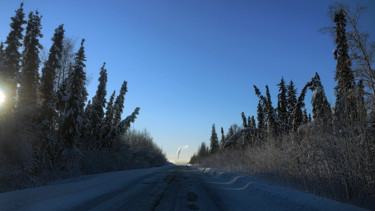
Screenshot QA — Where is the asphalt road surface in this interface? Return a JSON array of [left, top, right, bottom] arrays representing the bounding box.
[[0, 165, 364, 210]]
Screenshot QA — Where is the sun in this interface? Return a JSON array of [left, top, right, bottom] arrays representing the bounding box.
[[0, 90, 5, 106]]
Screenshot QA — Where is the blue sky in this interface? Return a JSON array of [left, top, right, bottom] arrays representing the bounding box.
[[1, 0, 374, 162]]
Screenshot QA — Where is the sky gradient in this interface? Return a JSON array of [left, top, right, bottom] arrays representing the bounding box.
[[1, 0, 374, 162]]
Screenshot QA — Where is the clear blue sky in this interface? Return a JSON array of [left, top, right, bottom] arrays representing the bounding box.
[[1, 0, 374, 162]]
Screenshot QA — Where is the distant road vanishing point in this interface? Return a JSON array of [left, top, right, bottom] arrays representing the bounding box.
[[0, 165, 364, 210]]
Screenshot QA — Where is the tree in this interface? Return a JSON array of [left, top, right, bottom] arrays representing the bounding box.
[[18, 11, 43, 114], [105, 107, 140, 150], [1, 3, 26, 112], [197, 142, 209, 161], [292, 83, 309, 132], [39, 25, 64, 131], [333, 8, 358, 125], [87, 63, 108, 149], [256, 100, 266, 137], [102, 90, 116, 141], [277, 77, 288, 133], [209, 124, 219, 154], [286, 80, 297, 127], [55, 38, 75, 92], [357, 80, 367, 122], [0, 42, 4, 61], [113, 81, 128, 126], [220, 127, 225, 149], [309, 73, 332, 123], [61, 39, 88, 148]]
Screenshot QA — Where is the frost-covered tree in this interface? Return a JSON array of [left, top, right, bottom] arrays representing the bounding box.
[[102, 90, 116, 141], [39, 25, 64, 131], [209, 124, 219, 154], [309, 73, 332, 123], [0, 42, 5, 61], [286, 80, 297, 127], [256, 100, 266, 136], [18, 11, 43, 114], [333, 8, 358, 124], [61, 39, 88, 148], [292, 83, 309, 132], [1, 3, 26, 112], [113, 81, 128, 126], [277, 77, 288, 133], [220, 127, 225, 149], [265, 86, 278, 137], [105, 107, 140, 150], [87, 63, 108, 149]]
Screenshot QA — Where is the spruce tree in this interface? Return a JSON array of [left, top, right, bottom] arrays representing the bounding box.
[[220, 127, 225, 149], [113, 81, 128, 126], [286, 80, 297, 128], [61, 39, 88, 148], [87, 63, 108, 149], [18, 11, 43, 113], [265, 86, 278, 137], [292, 83, 309, 132], [2, 3, 26, 112], [333, 8, 357, 125], [102, 90, 116, 141], [210, 124, 219, 154], [277, 77, 288, 133], [309, 73, 332, 123], [40, 25, 64, 131], [105, 107, 140, 150], [256, 100, 265, 135], [0, 42, 4, 61]]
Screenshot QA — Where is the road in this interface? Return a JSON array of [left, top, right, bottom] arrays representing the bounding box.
[[0, 165, 364, 210]]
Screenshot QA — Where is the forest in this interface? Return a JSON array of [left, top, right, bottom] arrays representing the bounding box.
[[190, 3, 375, 204], [0, 3, 167, 192]]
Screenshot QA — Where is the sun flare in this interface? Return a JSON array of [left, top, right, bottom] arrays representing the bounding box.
[[0, 90, 5, 106]]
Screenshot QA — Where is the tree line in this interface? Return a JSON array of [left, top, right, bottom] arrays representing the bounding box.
[[189, 4, 374, 204], [0, 3, 166, 191]]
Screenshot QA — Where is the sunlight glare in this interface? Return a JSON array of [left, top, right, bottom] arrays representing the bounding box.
[[0, 90, 5, 106]]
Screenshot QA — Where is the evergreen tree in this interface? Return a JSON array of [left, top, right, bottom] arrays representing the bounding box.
[[277, 78, 288, 122], [277, 77, 288, 133], [333, 8, 358, 124], [105, 107, 140, 150], [241, 112, 248, 128], [292, 83, 309, 132], [102, 90, 116, 141], [87, 63, 108, 149], [227, 126, 234, 139], [113, 81, 128, 126], [303, 109, 308, 124], [197, 142, 209, 161], [286, 80, 297, 128], [309, 73, 332, 123], [0, 42, 4, 61], [61, 39, 88, 148], [56, 64, 71, 117], [251, 116, 256, 128], [209, 124, 219, 154], [220, 127, 225, 149], [256, 100, 265, 135], [39, 25, 64, 131], [265, 86, 278, 137], [18, 11, 43, 113], [1, 3, 26, 112]]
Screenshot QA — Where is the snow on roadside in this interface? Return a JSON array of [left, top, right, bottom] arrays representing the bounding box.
[[193, 166, 366, 211]]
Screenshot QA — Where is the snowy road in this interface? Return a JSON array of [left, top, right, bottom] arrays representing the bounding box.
[[0, 165, 365, 210]]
